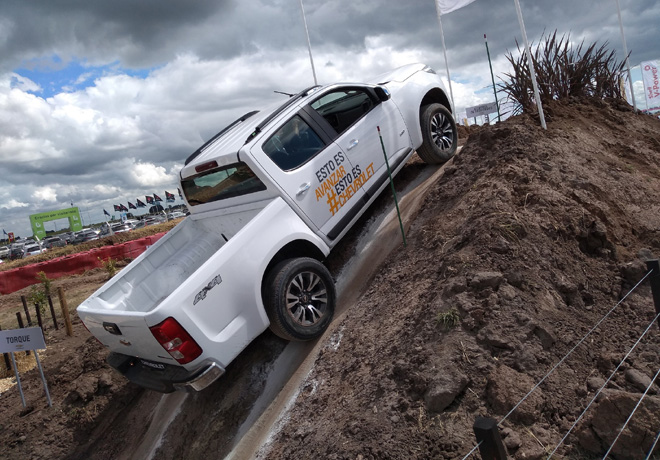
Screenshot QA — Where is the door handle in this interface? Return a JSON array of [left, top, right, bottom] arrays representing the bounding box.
[[296, 182, 311, 196], [347, 139, 359, 151]]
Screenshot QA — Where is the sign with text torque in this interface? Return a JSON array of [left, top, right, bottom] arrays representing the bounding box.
[[0, 327, 46, 353]]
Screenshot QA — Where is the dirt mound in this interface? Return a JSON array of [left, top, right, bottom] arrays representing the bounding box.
[[261, 99, 660, 459], [0, 266, 142, 460]]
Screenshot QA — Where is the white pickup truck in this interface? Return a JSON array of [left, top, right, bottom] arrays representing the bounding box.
[[77, 63, 457, 393]]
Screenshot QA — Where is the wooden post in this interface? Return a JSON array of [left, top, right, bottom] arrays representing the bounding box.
[[473, 417, 508, 460], [16, 312, 30, 357], [57, 287, 73, 337], [646, 260, 660, 330], [20, 295, 32, 326], [47, 294, 59, 330], [34, 303, 44, 331], [0, 325, 12, 371]]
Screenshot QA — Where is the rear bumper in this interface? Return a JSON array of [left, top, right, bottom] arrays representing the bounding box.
[[107, 352, 224, 393]]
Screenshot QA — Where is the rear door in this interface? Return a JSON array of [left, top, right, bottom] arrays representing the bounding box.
[[251, 112, 367, 238]]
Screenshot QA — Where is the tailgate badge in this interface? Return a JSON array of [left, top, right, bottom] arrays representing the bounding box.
[[103, 322, 122, 335]]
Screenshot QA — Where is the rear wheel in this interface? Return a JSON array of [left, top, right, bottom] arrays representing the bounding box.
[[417, 103, 457, 164], [264, 257, 336, 341]]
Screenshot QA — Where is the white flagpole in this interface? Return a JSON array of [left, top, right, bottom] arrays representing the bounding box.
[[299, 0, 318, 86], [615, 0, 636, 111], [434, 6, 457, 121], [513, 0, 546, 130]]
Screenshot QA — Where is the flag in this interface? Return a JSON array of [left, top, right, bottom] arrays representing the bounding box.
[[146, 195, 154, 204], [641, 61, 660, 111], [178, 187, 183, 198], [2, 229, 6, 235], [165, 191, 176, 202], [114, 204, 121, 211], [435, 0, 476, 14], [136, 198, 146, 207], [103, 209, 111, 217], [153, 193, 163, 202], [120, 204, 129, 212], [128, 201, 137, 209]]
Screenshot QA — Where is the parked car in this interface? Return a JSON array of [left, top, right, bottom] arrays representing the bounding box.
[[72, 229, 100, 245], [23, 243, 47, 257], [142, 216, 166, 226], [60, 232, 75, 244], [43, 236, 66, 248], [0, 246, 9, 259], [9, 244, 25, 260], [111, 223, 133, 233], [167, 211, 187, 220]]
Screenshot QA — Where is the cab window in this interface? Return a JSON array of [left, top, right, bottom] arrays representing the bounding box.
[[182, 162, 266, 205], [311, 89, 374, 135], [262, 115, 326, 171]]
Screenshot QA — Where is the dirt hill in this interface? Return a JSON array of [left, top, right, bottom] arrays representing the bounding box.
[[1, 98, 660, 460], [260, 99, 660, 459]]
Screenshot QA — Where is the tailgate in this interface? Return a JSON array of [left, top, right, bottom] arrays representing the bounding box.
[[80, 311, 178, 365]]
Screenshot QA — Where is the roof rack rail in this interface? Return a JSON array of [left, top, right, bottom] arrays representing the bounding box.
[[243, 85, 320, 145], [184, 110, 260, 165]]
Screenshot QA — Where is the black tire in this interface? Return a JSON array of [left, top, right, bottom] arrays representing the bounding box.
[[417, 103, 458, 164], [264, 257, 336, 341]]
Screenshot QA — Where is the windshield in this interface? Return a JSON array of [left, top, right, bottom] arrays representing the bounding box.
[[182, 162, 266, 206]]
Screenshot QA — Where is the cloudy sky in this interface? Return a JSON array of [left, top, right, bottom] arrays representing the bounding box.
[[0, 0, 658, 237]]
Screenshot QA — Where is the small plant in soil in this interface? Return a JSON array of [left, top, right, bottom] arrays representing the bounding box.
[[27, 271, 51, 316], [99, 257, 118, 278], [436, 308, 460, 329], [499, 30, 627, 116]]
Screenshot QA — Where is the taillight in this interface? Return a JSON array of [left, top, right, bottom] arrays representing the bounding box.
[[149, 317, 202, 364]]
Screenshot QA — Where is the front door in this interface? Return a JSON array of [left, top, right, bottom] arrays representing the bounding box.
[[306, 86, 411, 199]]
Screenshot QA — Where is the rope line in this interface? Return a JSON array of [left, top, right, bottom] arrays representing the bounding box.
[[547, 310, 660, 458], [644, 428, 660, 460], [498, 270, 652, 427], [460, 441, 481, 460], [603, 365, 660, 459]]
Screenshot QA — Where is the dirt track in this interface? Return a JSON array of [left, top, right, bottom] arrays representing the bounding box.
[[2, 98, 660, 459]]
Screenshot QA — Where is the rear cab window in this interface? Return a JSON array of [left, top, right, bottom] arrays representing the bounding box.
[[182, 162, 267, 206]]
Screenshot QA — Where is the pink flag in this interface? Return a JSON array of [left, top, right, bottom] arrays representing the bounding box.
[[435, 0, 477, 15]]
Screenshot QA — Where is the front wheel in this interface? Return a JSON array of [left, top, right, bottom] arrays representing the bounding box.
[[417, 103, 457, 164], [264, 257, 336, 341]]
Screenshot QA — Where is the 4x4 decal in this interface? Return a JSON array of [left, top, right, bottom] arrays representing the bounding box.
[[193, 274, 223, 306]]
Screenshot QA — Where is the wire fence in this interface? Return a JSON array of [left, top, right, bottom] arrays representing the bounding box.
[[463, 263, 660, 459]]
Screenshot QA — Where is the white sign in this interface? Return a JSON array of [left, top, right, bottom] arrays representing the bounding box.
[[466, 102, 498, 118], [0, 327, 46, 353], [641, 60, 660, 111]]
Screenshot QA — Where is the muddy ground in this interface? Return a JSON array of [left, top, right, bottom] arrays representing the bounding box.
[[2, 98, 660, 460]]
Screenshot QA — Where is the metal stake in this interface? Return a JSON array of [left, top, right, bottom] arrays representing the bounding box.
[[33, 350, 52, 407], [9, 352, 26, 408], [377, 126, 407, 247]]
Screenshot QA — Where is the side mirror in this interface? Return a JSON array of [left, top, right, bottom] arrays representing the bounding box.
[[374, 86, 391, 102]]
